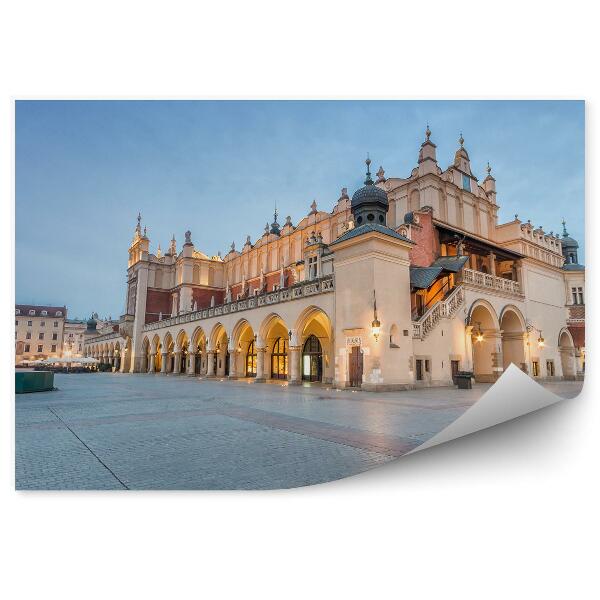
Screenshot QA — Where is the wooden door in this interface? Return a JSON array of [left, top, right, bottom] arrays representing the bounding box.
[[349, 346, 363, 387], [451, 360, 460, 384]]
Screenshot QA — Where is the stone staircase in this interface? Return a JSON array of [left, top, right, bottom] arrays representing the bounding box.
[[412, 285, 465, 340]]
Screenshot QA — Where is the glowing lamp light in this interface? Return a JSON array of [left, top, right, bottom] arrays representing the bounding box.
[[371, 317, 381, 342], [372, 290, 381, 342], [474, 322, 484, 343], [537, 334, 545, 348]]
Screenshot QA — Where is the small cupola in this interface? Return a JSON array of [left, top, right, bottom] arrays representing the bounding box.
[[351, 156, 389, 226]]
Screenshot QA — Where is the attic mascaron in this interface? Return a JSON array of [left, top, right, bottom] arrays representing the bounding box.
[[85, 129, 585, 389]]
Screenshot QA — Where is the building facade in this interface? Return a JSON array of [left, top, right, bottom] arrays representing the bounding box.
[[15, 304, 67, 363], [62, 314, 118, 358], [84, 130, 585, 388]]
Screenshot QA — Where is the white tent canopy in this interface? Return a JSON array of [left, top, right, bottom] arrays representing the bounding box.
[[39, 357, 99, 365]]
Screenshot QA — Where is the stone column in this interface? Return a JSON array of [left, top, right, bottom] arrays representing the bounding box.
[[160, 352, 168, 374], [206, 351, 215, 377], [255, 347, 266, 382], [216, 351, 226, 377], [173, 351, 182, 374], [187, 352, 196, 375], [289, 346, 301, 385], [464, 325, 474, 372], [489, 252, 496, 276], [489, 332, 503, 381], [149, 353, 155, 373]]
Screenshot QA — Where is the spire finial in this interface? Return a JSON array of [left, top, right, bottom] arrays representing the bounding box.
[[562, 219, 569, 237], [486, 161, 491, 175], [135, 212, 142, 234], [425, 124, 431, 140], [364, 153, 373, 185], [459, 133, 464, 147]]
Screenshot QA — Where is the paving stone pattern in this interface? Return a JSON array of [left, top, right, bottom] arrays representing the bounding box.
[[15, 374, 582, 490]]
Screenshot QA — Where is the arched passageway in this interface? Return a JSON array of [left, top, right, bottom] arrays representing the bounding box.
[[295, 307, 333, 384], [208, 324, 229, 377], [260, 314, 290, 381], [559, 330, 576, 380], [191, 327, 207, 375], [230, 319, 256, 379], [469, 301, 501, 382], [175, 330, 189, 375], [500, 307, 526, 372]]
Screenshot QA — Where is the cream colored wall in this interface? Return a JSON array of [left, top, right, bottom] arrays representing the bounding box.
[[15, 315, 65, 361], [332, 233, 413, 389]]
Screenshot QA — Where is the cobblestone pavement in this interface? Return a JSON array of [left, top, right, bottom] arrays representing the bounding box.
[[15, 374, 583, 490]]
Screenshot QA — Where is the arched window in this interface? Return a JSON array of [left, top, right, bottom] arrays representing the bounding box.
[[302, 334, 322, 382], [246, 341, 257, 377], [271, 337, 288, 380]]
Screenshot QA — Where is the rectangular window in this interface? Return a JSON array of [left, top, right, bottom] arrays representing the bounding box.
[[24, 344, 30, 352], [40, 321, 45, 327], [578, 287, 584, 304], [54, 321, 58, 327], [532, 360, 540, 377], [462, 174, 471, 191], [546, 360, 555, 377], [28, 320, 32, 326], [52, 333, 58, 340], [572, 287, 578, 304], [38, 332, 44, 340], [26, 332, 31, 339], [37, 345, 43, 353], [51, 345, 57, 352], [15, 320, 18, 325]]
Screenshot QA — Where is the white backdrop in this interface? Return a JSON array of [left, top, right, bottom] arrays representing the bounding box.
[[1, 2, 597, 598]]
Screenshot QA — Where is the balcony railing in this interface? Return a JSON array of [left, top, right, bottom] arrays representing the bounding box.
[[461, 267, 522, 295], [412, 285, 465, 339], [143, 274, 335, 332]]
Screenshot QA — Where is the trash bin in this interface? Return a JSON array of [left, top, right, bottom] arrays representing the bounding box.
[[455, 371, 473, 389]]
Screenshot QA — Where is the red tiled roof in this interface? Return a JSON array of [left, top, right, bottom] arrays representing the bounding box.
[[15, 304, 67, 317]]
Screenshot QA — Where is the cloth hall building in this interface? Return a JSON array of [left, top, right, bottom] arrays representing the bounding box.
[[84, 130, 585, 389]]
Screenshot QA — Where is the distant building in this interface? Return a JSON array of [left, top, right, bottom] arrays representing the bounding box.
[[15, 304, 67, 363], [63, 314, 118, 358]]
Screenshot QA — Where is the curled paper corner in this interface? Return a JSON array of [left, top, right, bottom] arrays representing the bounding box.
[[409, 364, 568, 454]]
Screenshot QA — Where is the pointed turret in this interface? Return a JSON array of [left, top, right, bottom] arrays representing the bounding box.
[[134, 212, 142, 240], [418, 124, 438, 176], [483, 161, 497, 203], [270, 206, 281, 235], [453, 132, 473, 175], [168, 234, 177, 256]]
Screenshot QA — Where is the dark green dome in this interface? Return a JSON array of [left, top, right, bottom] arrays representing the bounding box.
[[351, 157, 389, 227], [86, 315, 97, 331]]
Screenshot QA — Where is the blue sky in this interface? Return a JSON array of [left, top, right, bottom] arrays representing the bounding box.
[[15, 100, 585, 319]]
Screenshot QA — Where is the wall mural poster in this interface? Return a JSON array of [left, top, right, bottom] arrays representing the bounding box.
[[15, 100, 585, 490]]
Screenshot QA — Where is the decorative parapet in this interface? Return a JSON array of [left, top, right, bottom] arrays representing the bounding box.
[[143, 275, 335, 332], [461, 267, 522, 296], [413, 285, 465, 340]]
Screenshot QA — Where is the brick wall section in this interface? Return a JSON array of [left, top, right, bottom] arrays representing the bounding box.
[[568, 305, 585, 319], [229, 269, 292, 300], [405, 210, 439, 267], [192, 287, 224, 310], [145, 289, 172, 324]]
